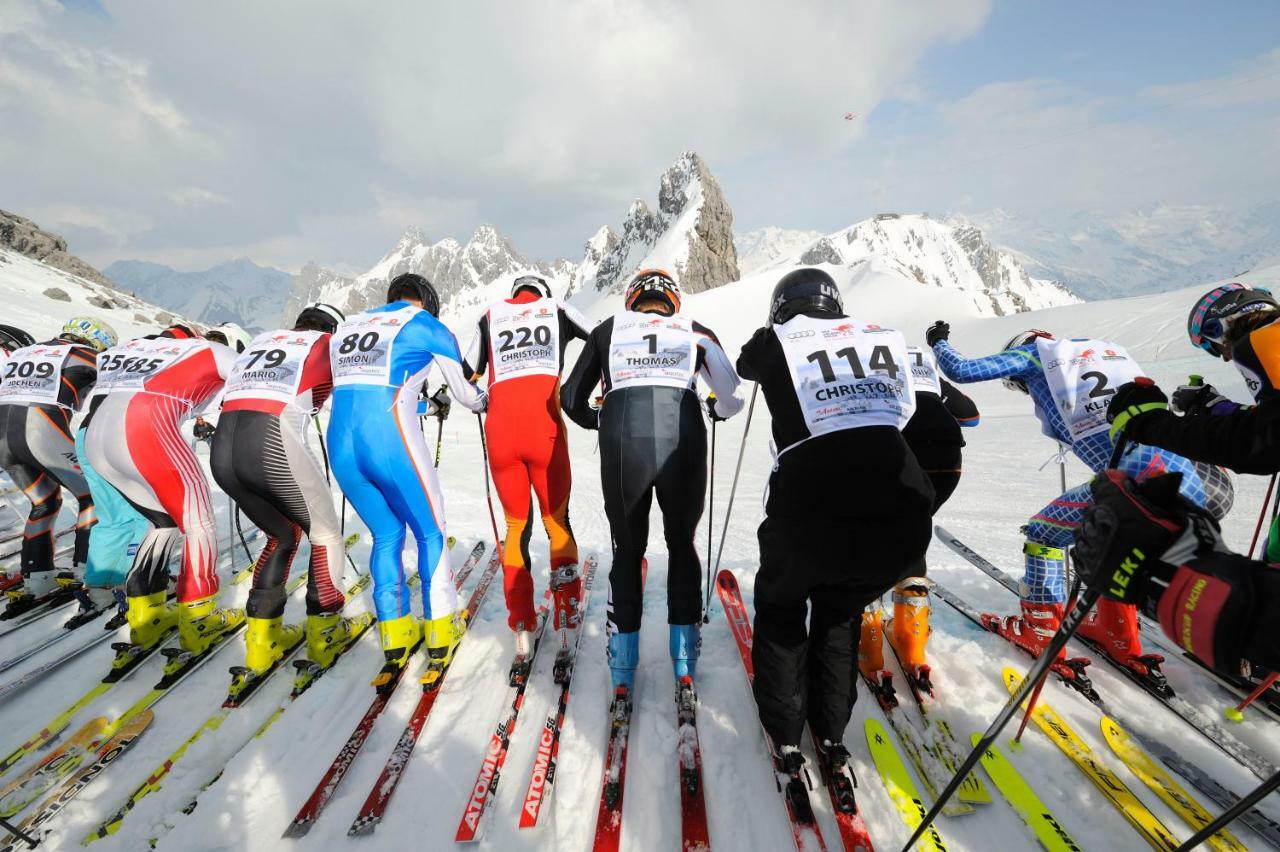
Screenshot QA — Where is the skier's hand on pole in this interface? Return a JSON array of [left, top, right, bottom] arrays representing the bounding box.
[[924, 320, 950, 347], [1106, 377, 1168, 441]]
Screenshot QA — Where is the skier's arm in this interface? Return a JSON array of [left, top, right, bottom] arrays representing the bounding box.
[[1125, 402, 1280, 476], [939, 379, 980, 427], [694, 327, 744, 419], [560, 303, 594, 342], [462, 315, 489, 381], [560, 322, 608, 431], [932, 339, 1037, 385], [62, 344, 98, 410], [734, 327, 771, 383]]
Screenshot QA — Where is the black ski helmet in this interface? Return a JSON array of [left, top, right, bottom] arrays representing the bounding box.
[[294, 302, 345, 334], [511, 274, 552, 300], [387, 273, 440, 317], [769, 268, 842, 325], [0, 324, 35, 352]]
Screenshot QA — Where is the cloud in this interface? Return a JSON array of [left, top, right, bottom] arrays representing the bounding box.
[[0, 0, 992, 271], [1143, 47, 1280, 108], [170, 187, 229, 207]]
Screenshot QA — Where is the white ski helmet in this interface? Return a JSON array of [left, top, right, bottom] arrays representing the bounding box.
[[207, 322, 253, 353], [1000, 329, 1053, 394], [511, 273, 552, 299]]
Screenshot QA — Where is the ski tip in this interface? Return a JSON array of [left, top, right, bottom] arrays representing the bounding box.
[[282, 821, 312, 839], [347, 815, 378, 836]]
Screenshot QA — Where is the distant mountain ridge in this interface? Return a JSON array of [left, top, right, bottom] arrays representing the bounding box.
[[105, 258, 292, 332]]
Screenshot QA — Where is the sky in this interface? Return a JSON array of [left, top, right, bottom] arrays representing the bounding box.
[[2, 0, 1278, 275]]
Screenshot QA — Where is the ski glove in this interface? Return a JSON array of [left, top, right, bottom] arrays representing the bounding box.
[[1170, 381, 1237, 417], [427, 387, 451, 420], [1106, 377, 1168, 440], [925, 321, 950, 348], [193, 418, 216, 441], [705, 393, 727, 423]]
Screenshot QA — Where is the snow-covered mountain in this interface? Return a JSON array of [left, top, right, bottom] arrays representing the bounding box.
[[734, 226, 823, 276], [961, 202, 1280, 300], [1, 208, 116, 290], [105, 258, 292, 332]]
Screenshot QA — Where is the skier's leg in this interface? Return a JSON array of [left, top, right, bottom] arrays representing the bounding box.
[[0, 405, 62, 590], [599, 424, 653, 691], [751, 515, 811, 749], [75, 426, 148, 591], [276, 413, 345, 616], [806, 594, 860, 745], [24, 404, 96, 571], [655, 410, 706, 679], [530, 423, 580, 639], [488, 429, 537, 631]]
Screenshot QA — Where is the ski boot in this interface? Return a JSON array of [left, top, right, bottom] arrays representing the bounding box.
[[243, 616, 305, 675], [982, 600, 1094, 695], [3, 571, 61, 619], [64, 586, 119, 630], [306, 610, 374, 668], [607, 629, 639, 692], [421, 611, 463, 689], [178, 594, 246, 655], [107, 591, 177, 681], [858, 609, 897, 709], [1078, 598, 1171, 696], [550, 563, 582, 651], [889, 578, 933, 696], [670, 623, 700, 681], [815, 739, 858, 814], [373, 613, 420, 694]]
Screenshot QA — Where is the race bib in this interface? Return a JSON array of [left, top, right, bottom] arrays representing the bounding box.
[[776, 315, 914, 447], [907, 346, 943, 396], [0, 345, 71, 407], [331, 307, 416, 387], [487, 298, 559, 384], [607, 311, 698, 392], [95, 338, 204, 395], [1036, 337, 1142, 440], [224, 330, 324, 405]]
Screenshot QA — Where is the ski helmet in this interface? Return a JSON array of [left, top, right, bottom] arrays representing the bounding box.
[[1000, 329, 1053, 394], [387, 273, 440, 317], [768, 267, 842, 325], [0, 324, 35, 352], [60, 316, 118, 353], [511, 274, 552, 300], [161, 323, 199, 340], [294, 303, 345, 334], [206, 322, 252, 353], [624, 269, 681, 316], [1187, 283, 1278, 357]]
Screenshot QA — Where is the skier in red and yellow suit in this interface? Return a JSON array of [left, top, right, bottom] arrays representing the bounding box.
[[463, 274, 593, 657]]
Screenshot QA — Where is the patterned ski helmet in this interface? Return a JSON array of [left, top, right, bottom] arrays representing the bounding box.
[[1187, 283, 1278, 357], [60, 316, 118, 353], [624, 269, 681, 315]]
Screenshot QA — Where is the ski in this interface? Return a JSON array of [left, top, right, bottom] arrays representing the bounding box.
[[0, 710, 153, 852], [0, 627, 118, 706], [0, 602, 113, 676], [1003, 668, 1180, 851], [936, 527, 1278, 782], [0, 717, 107, 818], [591, 683, 635, 852], [1099, 716, 1248, 852], [455, 553, 597, 842], [676, 676, 711, 852], [969, 734, 1082, 852], [519, 554, 603, 829], [284, 544, 500, 839], [716, 569, 829, 852], [806, 727, 874, 852], [345, 548, 502, 836], [864, 717, 947, 852]]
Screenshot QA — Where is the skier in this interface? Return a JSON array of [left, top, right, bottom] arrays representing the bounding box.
[[737, 267, 932, 776], [210, 303, 372, 679], [1107, 284, 1280, 557], [0, 316, 117, 616], [83, 323, 243, 655], [927, 321, 1234, 685], [860, 344, 979, 690], [462, 273, 593, 658], [560, 268, 743, 694], [1074, 469, 1280, 676], [327, 273, 486, 690]]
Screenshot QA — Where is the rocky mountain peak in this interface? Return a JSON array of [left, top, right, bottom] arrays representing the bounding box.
[[0, 208, 115, 288]]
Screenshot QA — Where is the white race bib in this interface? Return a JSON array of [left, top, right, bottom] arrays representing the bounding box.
[[487, 298, 560, 384], [607, 311, 698, 392], [0, 345, 71, 407], [776, 315, 914, 448], [331, 307, 417, 387], [1036, 337, 1142, 441], [224, 330, 324, 405], [95, 338, 203, 396], [907, 346, 943, 396]]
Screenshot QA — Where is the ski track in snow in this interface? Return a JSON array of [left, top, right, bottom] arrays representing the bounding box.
[[1, 273, 1280, 850]]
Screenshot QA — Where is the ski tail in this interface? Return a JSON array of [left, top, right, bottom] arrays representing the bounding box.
[[971, 734, 1083, 852], [865, 717, 947, 852]]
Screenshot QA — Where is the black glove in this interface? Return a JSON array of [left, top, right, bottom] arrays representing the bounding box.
[[705, 393, 726, 423], [1170, 382, 1232, 417], [428, 387, 451, 420], [1106, 377, 1168, 440], [925, 321, 950, 348], [193, 418, 216, 441], [1074, 471, 1189, 607]]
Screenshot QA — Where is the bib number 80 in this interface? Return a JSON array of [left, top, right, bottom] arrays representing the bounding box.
[[338, 332, 380, 354]]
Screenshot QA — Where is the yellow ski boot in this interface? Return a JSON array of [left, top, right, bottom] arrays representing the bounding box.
[[373, 613, 420, 693], [307, 610, 375, 669], [244, 616, 304, 676], [178, 595, 245, 655], [125, 591, 177, 650], [888, 578, 933, 693], [421, 611, 463, 688]]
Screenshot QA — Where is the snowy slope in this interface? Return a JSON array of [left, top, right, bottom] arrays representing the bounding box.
[[1, 264, 1277, 852], [735, 226, 824, 276]]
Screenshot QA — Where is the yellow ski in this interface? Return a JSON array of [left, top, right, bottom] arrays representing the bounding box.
[[1100, 717, 1247, 852], [865, 717, 948, 852], [1003, 668, 1180, 851], [970, 733, 1083, 852]]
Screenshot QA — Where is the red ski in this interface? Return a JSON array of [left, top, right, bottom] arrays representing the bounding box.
[[283, 546, 500, 838], [676, 675, 711, 851]]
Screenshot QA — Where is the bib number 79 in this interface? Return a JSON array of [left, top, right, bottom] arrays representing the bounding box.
[[806, 345, 899, 382]]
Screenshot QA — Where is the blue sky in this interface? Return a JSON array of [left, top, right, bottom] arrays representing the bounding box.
[[6, 1, 1279, 272]]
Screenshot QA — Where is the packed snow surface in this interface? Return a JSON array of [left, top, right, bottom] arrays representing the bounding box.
[[1, 258, 1278, 851]]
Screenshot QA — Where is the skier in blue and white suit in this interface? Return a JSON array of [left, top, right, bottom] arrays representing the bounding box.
[[328, 272, 487, 691], [925, 322, 1233, 682]]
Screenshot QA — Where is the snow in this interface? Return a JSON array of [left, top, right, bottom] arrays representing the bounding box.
[[1, 249, 1278, 851], [735, 227, 824, 276]]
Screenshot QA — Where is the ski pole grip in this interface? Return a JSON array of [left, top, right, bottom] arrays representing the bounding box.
[[1188, 374, 1204, 387]]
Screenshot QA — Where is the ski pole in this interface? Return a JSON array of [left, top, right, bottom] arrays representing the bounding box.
[[1176, 769, 1280, 852], [703, 402, 717, 623], [1013, 571, 1082, 746], [434, 414, 445, 469], [313, 416, 331, 485], [234, 508, 253, 564], [0, 814, 37, 849], [902, 585, 1104, 851], [1225, 671, 1280, 722], [476, 413, 501, 552], [711, 384, 758, 585]]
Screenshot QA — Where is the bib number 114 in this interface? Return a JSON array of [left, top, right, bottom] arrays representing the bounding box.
[[806, 345, 898, 382]]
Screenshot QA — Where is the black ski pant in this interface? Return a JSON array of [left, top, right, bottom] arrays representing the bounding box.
[[599, 388, 706, 635]]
